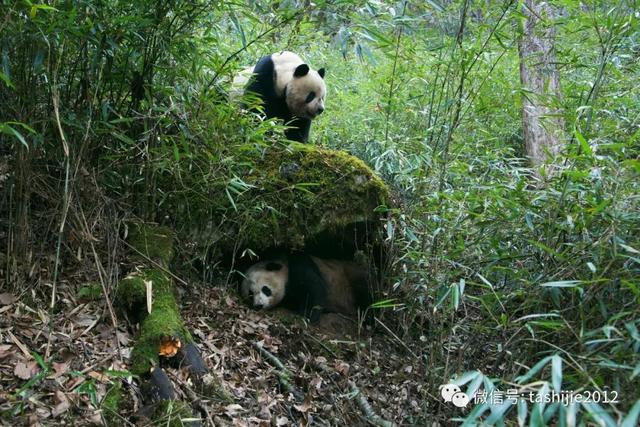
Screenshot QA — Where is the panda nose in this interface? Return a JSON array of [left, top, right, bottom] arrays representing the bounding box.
[[254, 303, 263, 309], [317, 107, 324, 115]]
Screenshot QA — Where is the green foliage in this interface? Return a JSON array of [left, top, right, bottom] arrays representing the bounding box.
[[2, 0, 639, 424], [13, 352, 50, 401], [288, 0, 639, 424], [146, 400, 198, 427], [101, 383, 124, 426], [77, 284, 103, 301]]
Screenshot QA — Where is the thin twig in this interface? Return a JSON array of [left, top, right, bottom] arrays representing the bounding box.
[[47, 52, 72, 361], [253, 342, 304, 401], [122, 239, 189, 287], [383, 1, 408, 148], [374, 317, 418, 359], [304, 332, 337, 358], [50, 92, 71, 311], [90, 241, 120, 331], [8, 331, 31, 359]]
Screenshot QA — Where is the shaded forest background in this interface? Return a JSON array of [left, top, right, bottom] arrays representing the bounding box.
[[1, 0, 639, 425]]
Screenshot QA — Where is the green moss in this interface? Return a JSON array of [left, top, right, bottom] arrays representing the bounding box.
[[77, 283, 103, 301], [118, 269, 190, 375], [209, 143, 390, 254], [116, 269, 168, 310], [101, 383, 124, 426], [128, 223, 174, 266]]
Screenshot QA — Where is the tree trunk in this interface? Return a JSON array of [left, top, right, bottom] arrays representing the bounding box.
[[518, 0, 565, 172]]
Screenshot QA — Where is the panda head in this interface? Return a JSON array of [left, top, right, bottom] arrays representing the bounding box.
[[285, 64, 326, 120], [240, 260, 288, 310], [271, 52, 326, 120]]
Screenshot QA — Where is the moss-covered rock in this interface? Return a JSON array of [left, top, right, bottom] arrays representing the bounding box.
[[179, 143, 390, 257]]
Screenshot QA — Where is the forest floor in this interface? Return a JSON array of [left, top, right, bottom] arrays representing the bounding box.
[[0, 272, 453, 426]]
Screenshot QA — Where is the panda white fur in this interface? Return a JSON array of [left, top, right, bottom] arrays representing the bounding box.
[[237, 51, 326, 143], [240, 253, 371, 322]]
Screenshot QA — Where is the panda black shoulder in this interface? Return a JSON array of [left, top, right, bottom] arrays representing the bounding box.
[[245, 54, 291, 122]]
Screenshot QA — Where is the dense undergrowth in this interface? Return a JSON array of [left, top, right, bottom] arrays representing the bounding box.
[[1, 0, 639, 425]]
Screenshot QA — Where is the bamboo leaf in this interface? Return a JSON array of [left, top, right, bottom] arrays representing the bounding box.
[[621, 400, 640, 427], [515, 356, 551, 383], [451, 282, 460, 310], [465, 371, 484, 399], [0, 71, 14, 88], [581, 402, 617, 427], [540, 280, 582, 288], [574, 130, 592, 156], [0, 123, 29, 148], [551, 355, 562, 392], [452, 370, 481, 386], [517, 399, 527, 427], [485, 401, 513, 424]]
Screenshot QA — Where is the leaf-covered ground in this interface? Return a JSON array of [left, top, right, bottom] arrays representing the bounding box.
[[0, 277, 450, 426]]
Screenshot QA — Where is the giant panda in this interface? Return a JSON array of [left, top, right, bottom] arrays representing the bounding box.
[[237, 51, 326, 143], [240, 253, 371, 322]]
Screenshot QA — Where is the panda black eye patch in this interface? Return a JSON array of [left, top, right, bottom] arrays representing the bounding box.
[[262, 286, 272, 296], [305, 91, 316, 103]]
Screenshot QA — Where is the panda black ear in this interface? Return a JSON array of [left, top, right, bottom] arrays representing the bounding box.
[[293, 64, 310, 77], [266, 262, 283, 271], [318, 68, 325, 79]]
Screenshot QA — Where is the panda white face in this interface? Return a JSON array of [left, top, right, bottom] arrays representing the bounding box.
[[241, 260, 288, 310], [285, 66, 326, 120], [271, 51, 326, 120]]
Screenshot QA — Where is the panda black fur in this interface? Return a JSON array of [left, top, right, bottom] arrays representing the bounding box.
[[240, 253, 371, 322], [239, 51, 326, 143]]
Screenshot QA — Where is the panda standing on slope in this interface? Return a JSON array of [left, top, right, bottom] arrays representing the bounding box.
[[239, 51, 326, 143]]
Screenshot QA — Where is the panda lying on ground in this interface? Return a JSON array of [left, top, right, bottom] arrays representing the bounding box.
[[240, 253, 371, 322], [234, 51, 326, 143]]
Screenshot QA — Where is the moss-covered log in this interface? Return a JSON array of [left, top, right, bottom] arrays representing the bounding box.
[[110, 223, 213, 423], [127, 223, 174, 267], [117, 268, 191, 375], [116, 224, 197, 375]]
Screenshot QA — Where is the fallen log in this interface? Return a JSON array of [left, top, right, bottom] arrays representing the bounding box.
[[106, 223, 218, 424]]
